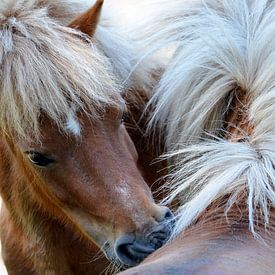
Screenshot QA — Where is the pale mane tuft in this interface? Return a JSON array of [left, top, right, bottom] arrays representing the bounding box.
[[138, 0, 275, 238], [0, 0, 123, 140]]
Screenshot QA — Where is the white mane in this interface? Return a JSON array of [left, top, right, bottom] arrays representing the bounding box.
[[138, 0, 275, 237], [0, 0, 155, 140]]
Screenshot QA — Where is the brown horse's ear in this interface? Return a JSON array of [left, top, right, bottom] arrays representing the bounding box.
[[68, 0, 104, 37]]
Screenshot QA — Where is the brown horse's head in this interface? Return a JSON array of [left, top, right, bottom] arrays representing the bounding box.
[[0, 0, 173, 268]]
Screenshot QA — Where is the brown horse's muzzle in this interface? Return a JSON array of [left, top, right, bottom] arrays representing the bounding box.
[[113, 206, 174, 267]]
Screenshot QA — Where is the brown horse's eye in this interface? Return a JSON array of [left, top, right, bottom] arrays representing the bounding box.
[[26, 152, 54, 167], [121, 112, 127, 124]]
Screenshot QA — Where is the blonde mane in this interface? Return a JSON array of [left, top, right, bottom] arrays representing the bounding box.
[[138, 0, 275, 238], [0, 0, 155, 140]]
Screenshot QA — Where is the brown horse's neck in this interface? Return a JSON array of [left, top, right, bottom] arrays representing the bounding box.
[[0, 138, 108, 274]]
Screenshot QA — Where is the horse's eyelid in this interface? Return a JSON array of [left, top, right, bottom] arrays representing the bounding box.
[[24, 151, 43, 155]]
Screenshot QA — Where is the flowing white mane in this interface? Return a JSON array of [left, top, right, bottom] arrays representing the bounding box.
[[138, 0, 275, 238], [0, 0, 155, 140]]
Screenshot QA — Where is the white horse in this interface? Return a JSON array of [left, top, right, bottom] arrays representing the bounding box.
[[122, 0, 275, 273]]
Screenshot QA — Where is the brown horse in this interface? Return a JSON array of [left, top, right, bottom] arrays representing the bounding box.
[[0, 1, 173, 274], [121, 0, 275, 273]]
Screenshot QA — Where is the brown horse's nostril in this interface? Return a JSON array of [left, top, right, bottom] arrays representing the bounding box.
[[155, 206, 174, 223], [164, 208, 174, 220]]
